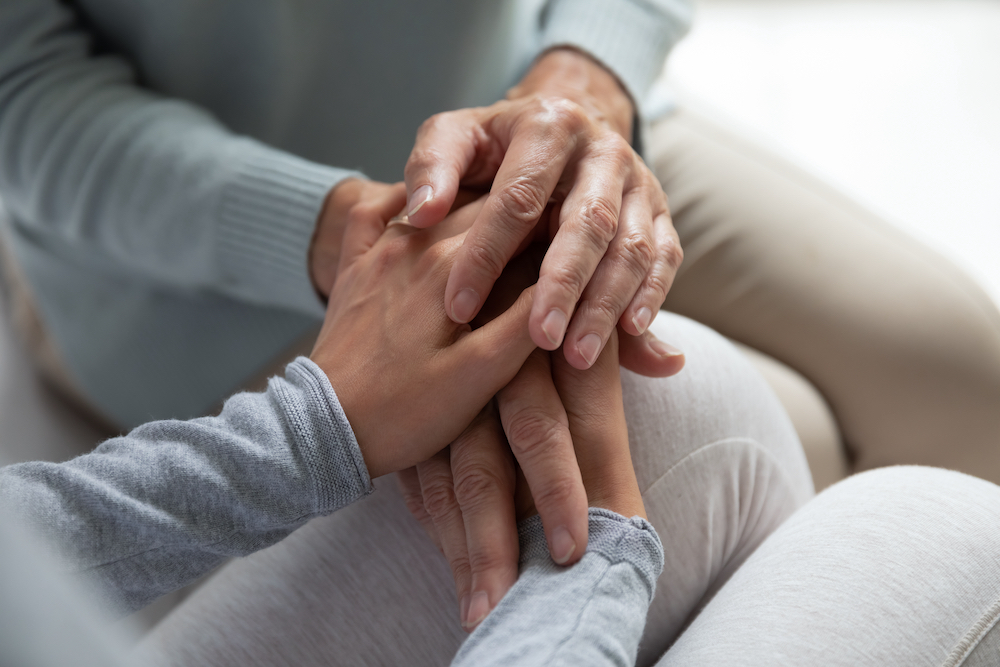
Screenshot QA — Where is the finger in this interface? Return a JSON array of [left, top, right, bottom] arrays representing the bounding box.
[[449, 284, 538, 392], [621, 210, 683, 335], [337, 182, 408, 274], [529, 139, 631, 353], [404, 111, 500, 229], [559, 179, 655, 370], [445, 102, 581, 323], [497, 349, 589, 566], [552, 330, 645, 520], [416, 450, 472, 614], [617, 326, 686, 378], [450, 405, 518, 631], [396, 467, 441, 552]]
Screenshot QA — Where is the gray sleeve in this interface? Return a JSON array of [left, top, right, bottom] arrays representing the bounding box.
[[539, 0, 694, 105], [452, 508, 665, 667], [0, 357, 372, 615], [0, 0, 360, 317]]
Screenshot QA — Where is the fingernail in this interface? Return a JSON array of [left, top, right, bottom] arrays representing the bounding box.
[[541, 309, 568, 347], [551, 526, 577, 565], [650, 338, 683, 358], [577, 333, 602, 368], [408, 185, 433, 217], [460, 594, 471, 627], [451, 288, 480, 323], [464, 591, 491, 629], [632, 307, 653, 334]]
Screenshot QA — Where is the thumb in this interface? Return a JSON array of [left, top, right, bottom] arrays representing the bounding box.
[[404, 111, 485, 229], [618, 327, 685, 378], [450, 285, 538, 390]]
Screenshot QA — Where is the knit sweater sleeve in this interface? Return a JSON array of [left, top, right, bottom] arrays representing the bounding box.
[[452, 509, 665, 667], [0, 0, 360, 317], [0, 358, 372, 615], [539, 0, 694, 107]]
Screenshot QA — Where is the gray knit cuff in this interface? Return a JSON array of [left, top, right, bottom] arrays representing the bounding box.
[[217, 139, 363, 318], [540, 0, 692, 155], [278, 357, 373, 514], [518, 508, 664, 601]]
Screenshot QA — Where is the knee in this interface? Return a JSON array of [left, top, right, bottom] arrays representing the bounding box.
[[622, 312, 813, 502]]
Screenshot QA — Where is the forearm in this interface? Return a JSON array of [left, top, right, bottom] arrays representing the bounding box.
[[452, 509, 664, 667], [0, 0, 359, 316], [0, 358, 372, 614]]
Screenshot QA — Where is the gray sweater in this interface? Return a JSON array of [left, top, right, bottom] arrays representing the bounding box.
[[0, 0, 692, 428], [0, 358, 664, 666]]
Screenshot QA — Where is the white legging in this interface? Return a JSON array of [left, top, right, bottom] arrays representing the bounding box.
[[135, 314, 1000, 666]]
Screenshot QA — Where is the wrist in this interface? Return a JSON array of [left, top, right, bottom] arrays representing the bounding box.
[[507, 47, 634, 141], [309, 177, 364, 298]]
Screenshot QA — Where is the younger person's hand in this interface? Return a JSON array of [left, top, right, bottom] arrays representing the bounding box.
[[310, 197, 538, 478]]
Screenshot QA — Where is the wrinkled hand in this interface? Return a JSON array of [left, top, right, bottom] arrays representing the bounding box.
[[310, 195, 537, 478], [404, 48, 683, 370]]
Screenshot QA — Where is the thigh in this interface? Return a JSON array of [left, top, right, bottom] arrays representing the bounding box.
[[134, 483, 467, 667], [629, 314, 813, 665], [651, 110, 1000, 482], [657, 467, 1000, 666]]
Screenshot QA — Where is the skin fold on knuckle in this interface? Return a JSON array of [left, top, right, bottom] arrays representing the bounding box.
[[420, 477, 461, 522], [573, 195, 619, 247], [503, 409, 570, 463], [453, 466, 510, 512], [539, 259, 591, 309], [617, 230, 656, 279], [494, 177, 550, 233]]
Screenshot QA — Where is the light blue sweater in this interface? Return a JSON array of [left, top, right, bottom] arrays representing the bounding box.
[[0, 0, 692, 427], [0, 358, 664, 666]]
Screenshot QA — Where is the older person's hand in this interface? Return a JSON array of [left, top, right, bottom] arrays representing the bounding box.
[[403, 48, 682, 371]]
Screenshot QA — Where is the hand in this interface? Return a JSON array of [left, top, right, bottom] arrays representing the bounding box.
[[403, 48, 683, 371], [309, 179, 407, 298], [310, 196, 537, 478]]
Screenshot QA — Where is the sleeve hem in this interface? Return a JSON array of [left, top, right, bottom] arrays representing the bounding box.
[[518, 508, 665, 602], [281, 357, 373, 513]]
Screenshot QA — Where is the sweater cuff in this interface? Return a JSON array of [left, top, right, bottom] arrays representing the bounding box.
[[539, 0, 692, 154], [279, 357, 373, 513], [518, 508, 665, 602], [216, 139, 363, 318]]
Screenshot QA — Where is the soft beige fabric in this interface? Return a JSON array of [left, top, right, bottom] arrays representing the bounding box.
[[651, 109, 1000, 485]]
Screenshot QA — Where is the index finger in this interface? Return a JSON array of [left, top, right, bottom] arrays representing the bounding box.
[[444, 103, 580, 324]]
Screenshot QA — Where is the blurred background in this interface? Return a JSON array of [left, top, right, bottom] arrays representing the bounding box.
[[2, 0, 999, 461]]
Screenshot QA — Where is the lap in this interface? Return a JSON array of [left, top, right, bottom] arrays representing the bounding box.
[[135, 313, 813, 667], [650, 109, 1000, 482]]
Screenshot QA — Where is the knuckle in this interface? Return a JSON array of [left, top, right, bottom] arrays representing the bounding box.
[[534, 97, 587, 133], [421, 481, 459, 521], [465, 241, 509, 282], [495, 177, 549, 229], [576, 196, 619, 245], [449, 554, 472, 582], [618, 231, 656, 274], [579, 293, 622, 326], [505, 410, 568, 461], [453, 467, 507, 509], [530, 475, 578, 512], [543, 261, 591, 302], [661, 235, 684, 272]]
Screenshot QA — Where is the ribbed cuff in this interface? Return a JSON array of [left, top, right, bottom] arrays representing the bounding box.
[[280, 357, 373, 514], [217, 139, 363, 317], [518, 508, 665, 602], [540, 0, 692, 155]]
